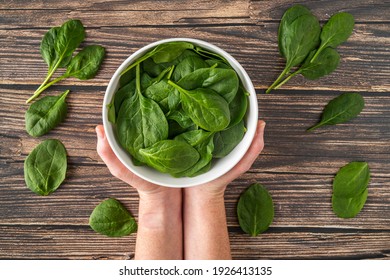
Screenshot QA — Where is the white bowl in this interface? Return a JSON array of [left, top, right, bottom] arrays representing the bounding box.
[[103, 38, 258, 187]]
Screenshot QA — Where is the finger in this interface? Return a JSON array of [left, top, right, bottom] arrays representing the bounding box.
[[216, 120, 265, 186], [96, 125, 136, 184]]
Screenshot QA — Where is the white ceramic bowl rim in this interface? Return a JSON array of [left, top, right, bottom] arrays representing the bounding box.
[[103, 38, 258, 187]]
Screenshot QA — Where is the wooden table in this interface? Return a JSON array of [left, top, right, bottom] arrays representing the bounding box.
[[1, 0, 389, 260]]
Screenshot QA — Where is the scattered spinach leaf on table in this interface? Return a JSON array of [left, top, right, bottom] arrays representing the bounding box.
[[332, 162, 370, 218], [237, 183, 274, 237], [27, 20, 105, 103], [89, 198, 137, 237], [266, 6, 354, 93], [307, 93, 364, 131], [25, 90, 70, 137], [24, 139, 67, 196]]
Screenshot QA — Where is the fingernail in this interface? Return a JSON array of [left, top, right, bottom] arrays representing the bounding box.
[[95, 125, 104, 140], [259, 121, 266, 129]]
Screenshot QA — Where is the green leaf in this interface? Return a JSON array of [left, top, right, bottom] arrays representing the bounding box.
[[177, 67, 239, 103], [267, 9, 320, 93], [55, 19, 85, 63], [307, 93, 364, 131], [333, 162, 370, 198], [194, 46, 229, 63], [278, 5, 312, 58], [173, 134, 214, 177], [168, 81, 230, 132], [172, 55, 210, 82], [24, 139, 67, 196], [167, 108, 195, 129], [25, 90, 69, 137], [282, 14, 321, 68], [319, 12, 355, 50], [40, 27, 72, 71], [139, 140, 200, 174], [144, 79, 175, 112], [300, 47, 340, 80], [174, 129, 214, 147], [89, 198, 137, 237], [65, 45, 105, 80], [332, 188, 368, 219], [151, 42, 194, 64], [107, 102, 116, 124], [114, 79, 136, 116], [237, 183, 274, 236], [213, 120, 245, 158], [228, 85, 248, 127], [121, 42, 194, 75], [116, 64, 168, 162]]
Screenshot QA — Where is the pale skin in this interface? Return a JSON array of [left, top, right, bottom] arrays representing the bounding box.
[[96, 120, 265, 260]]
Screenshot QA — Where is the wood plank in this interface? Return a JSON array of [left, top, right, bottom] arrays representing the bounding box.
[[2, 0, 388, 22], [0, 23, 389, 92]]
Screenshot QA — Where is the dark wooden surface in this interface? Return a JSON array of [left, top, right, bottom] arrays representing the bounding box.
[[0, 0, 389, 259]]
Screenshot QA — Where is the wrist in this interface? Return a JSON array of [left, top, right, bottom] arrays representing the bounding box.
[[138, 188, 182, 230]]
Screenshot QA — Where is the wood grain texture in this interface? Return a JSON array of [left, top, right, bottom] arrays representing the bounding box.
[[0, 0, 389, 259]]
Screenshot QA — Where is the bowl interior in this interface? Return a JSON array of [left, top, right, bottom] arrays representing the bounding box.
[[103, 38, 258, 187]]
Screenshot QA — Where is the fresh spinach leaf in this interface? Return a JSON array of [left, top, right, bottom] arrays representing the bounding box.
[[228, 85, 248, 127], [172, 56, 209, 82], [278, 5, 312, 58], [167, 108, 195, 129], [310, 12, 355, 63], [307, 93, 364, 131], [144, 79, 175, 112], [266, 7, 354, 93], [205, 59, 231, 69], [25, 90, 69, 137], [107, 102, 116, 124], [116, 65, 168, 162], [121, 42, 194, 75], [89, 198, 137, 237], [28, 19, 85, 103], [194, 46, 229, 63], [333, 162, 370, 198], [173, 134, 214, 177], [24, 139, 67, 196], [40, 26, 72, 71], [332, 162, 370, 219], [300, 47, 340, 80], [114, 79, 136, 116], [168, 80, 230, 132], [27, 19, 105, 103], [237, 183, 274, 236], [174, 129, 214, 147], [282, 14, 321, 69], [213, 120, 245, 158], [64, 45, 105, 80], [177, 67, 239, 103], [332, 188, 368, 219], [139, 140, 200, 174]]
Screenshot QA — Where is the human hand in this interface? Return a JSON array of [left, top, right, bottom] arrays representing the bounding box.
[[186, 120, 266, 198], [95, 125, 178, 199]]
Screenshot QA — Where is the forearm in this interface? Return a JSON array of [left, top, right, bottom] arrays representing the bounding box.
[[183, 187, 231, 260], [135, 190, 183, 260]]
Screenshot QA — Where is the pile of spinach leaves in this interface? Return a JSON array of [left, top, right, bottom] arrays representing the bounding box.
[[109, 42, 249, 177]]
